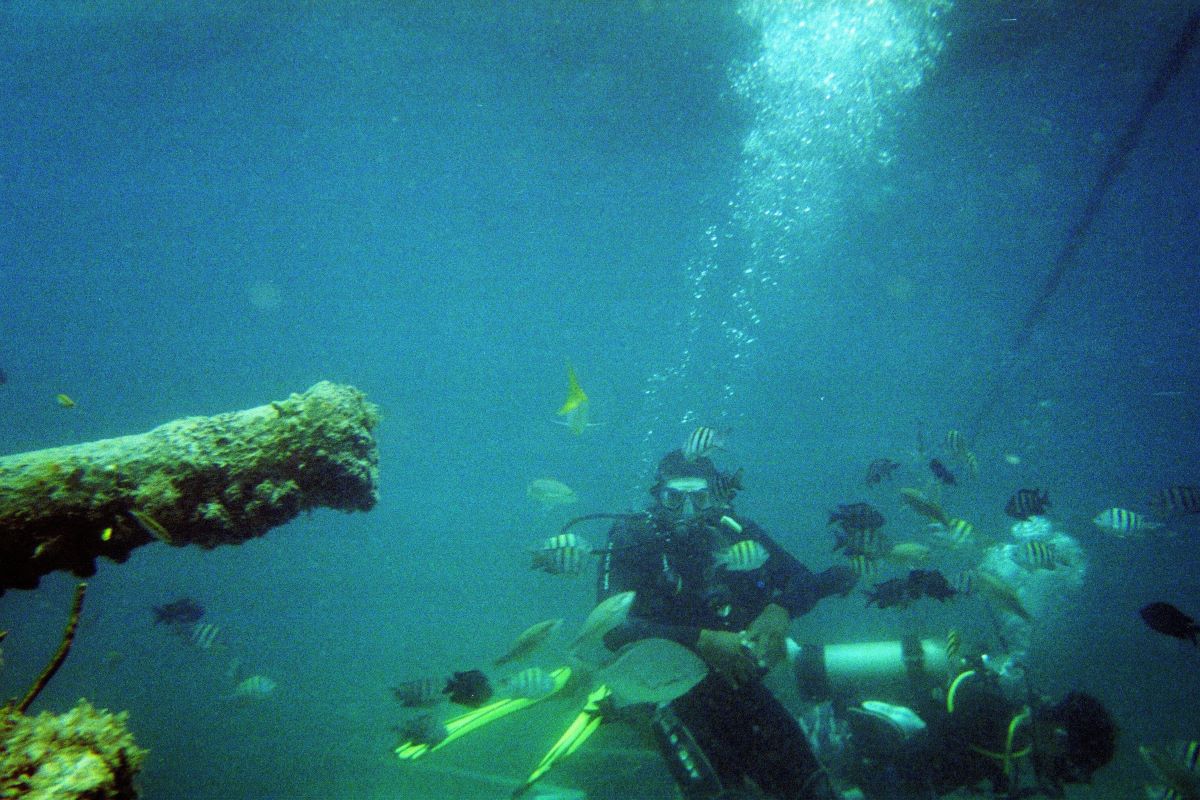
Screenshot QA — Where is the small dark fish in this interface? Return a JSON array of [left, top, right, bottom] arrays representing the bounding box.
[[910, 569, 957, 601], [928, 459, 957, 486], [0, 367, 7, 385], [393, 713, 448, 748], [865, 577, 913, 609], [1005, 488, 1051, 520], [1140, 602, 1199, 646], [829, 502, 886, 534], [865, 569, 957, 609], [1152, 485, 1200, 515], [444, 669, 493, 707], [864, 458, 901, 486], [152, 597, 205, 626], [392, 676, 445, 708]]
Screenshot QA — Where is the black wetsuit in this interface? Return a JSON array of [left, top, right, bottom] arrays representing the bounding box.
[[597, 509, 856, 799], [852, 670, 1034, 800]]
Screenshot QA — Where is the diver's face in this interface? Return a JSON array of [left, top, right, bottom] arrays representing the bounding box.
[[659, 477, 712, 521]]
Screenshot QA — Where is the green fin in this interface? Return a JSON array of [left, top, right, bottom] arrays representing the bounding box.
[[511, 683, 611, 798], [395, 666, 572, 761]]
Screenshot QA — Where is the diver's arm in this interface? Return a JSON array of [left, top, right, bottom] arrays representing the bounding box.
[[749, 522, 856, 617]]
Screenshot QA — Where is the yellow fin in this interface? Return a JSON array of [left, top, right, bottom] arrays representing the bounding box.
[[557, 364, 588, 415]]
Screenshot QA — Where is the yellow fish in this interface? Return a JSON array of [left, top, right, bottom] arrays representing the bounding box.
[[899, 488, 951, 527], [127, 509, 174, 544], [55, 393, 76, 408], [883, 542, 931, 565], [555, 364, 594, 435], [974, 570, 1032, 621]]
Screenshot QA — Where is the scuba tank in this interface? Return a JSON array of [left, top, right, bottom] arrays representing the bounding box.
[[789, 635, 950, 705]]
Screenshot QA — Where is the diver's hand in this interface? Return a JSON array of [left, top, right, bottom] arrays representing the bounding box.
[[745, 603, 790, 672], [696, 629, 758, 687]]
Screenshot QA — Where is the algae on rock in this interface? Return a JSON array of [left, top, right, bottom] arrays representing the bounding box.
[[0, 700, 147, 800]]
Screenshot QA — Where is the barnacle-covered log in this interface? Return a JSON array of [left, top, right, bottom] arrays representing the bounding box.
[[0, 381, 379, 595]]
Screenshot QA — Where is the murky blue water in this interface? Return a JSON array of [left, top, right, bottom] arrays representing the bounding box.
[[2, 3, 1197, 798]]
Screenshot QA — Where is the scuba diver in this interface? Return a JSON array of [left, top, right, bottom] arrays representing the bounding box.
[[596, 448, 858, 800], [839, 659, 1118, 799]]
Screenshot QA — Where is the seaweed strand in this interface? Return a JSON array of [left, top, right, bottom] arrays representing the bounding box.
[[17, 581, 87, 713]]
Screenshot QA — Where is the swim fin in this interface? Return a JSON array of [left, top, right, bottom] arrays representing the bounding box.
[[395, 666, 572, 760], [511, 683, 611, 798]]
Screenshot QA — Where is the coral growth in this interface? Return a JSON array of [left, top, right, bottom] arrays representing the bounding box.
[[0, 699, 147, 799]]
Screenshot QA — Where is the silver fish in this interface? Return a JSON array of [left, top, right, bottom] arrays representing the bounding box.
[[527, 479, 578, 509], [494, 618, 563, 666], [597, 638, 708, 708], [570, 591, 635, 651]]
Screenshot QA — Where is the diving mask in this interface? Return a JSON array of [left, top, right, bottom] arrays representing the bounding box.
[[659, 477, 712, 515]]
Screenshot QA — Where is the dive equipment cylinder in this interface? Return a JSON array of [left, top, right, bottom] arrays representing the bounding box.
[[789, 635, 948, 703]]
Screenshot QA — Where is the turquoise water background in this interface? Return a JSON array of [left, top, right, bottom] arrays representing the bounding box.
[[1, 2, 1198, 798]]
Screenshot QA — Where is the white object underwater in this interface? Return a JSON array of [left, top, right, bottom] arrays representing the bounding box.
[[232, 674, 277, 700], [860, 701, 926, 738]]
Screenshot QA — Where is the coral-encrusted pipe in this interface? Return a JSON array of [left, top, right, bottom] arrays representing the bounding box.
[[0, 382, 379, 594]]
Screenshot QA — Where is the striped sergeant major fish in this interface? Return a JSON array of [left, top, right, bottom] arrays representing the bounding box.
[[529, 532, 592, 576], [1152, 485, 1200, 515], [943, 430, 979, 478], [1092, 507, 1164, 536], [945, 629, 961, 662], [683, 426, 726, 462], [1140, 740, 1199, 800], [392, 676, 445, 708], [1015, 540, 1065, 571], [496, 667, 558, 700], [934, 518, 975, 548], [712, 468, 744, 505], [190, 622, 221, 650], [1005, 488, 1050, 520], [848, 554, 878, 577], [944, 429, 967, 457], [713, 539, 769, 572]]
